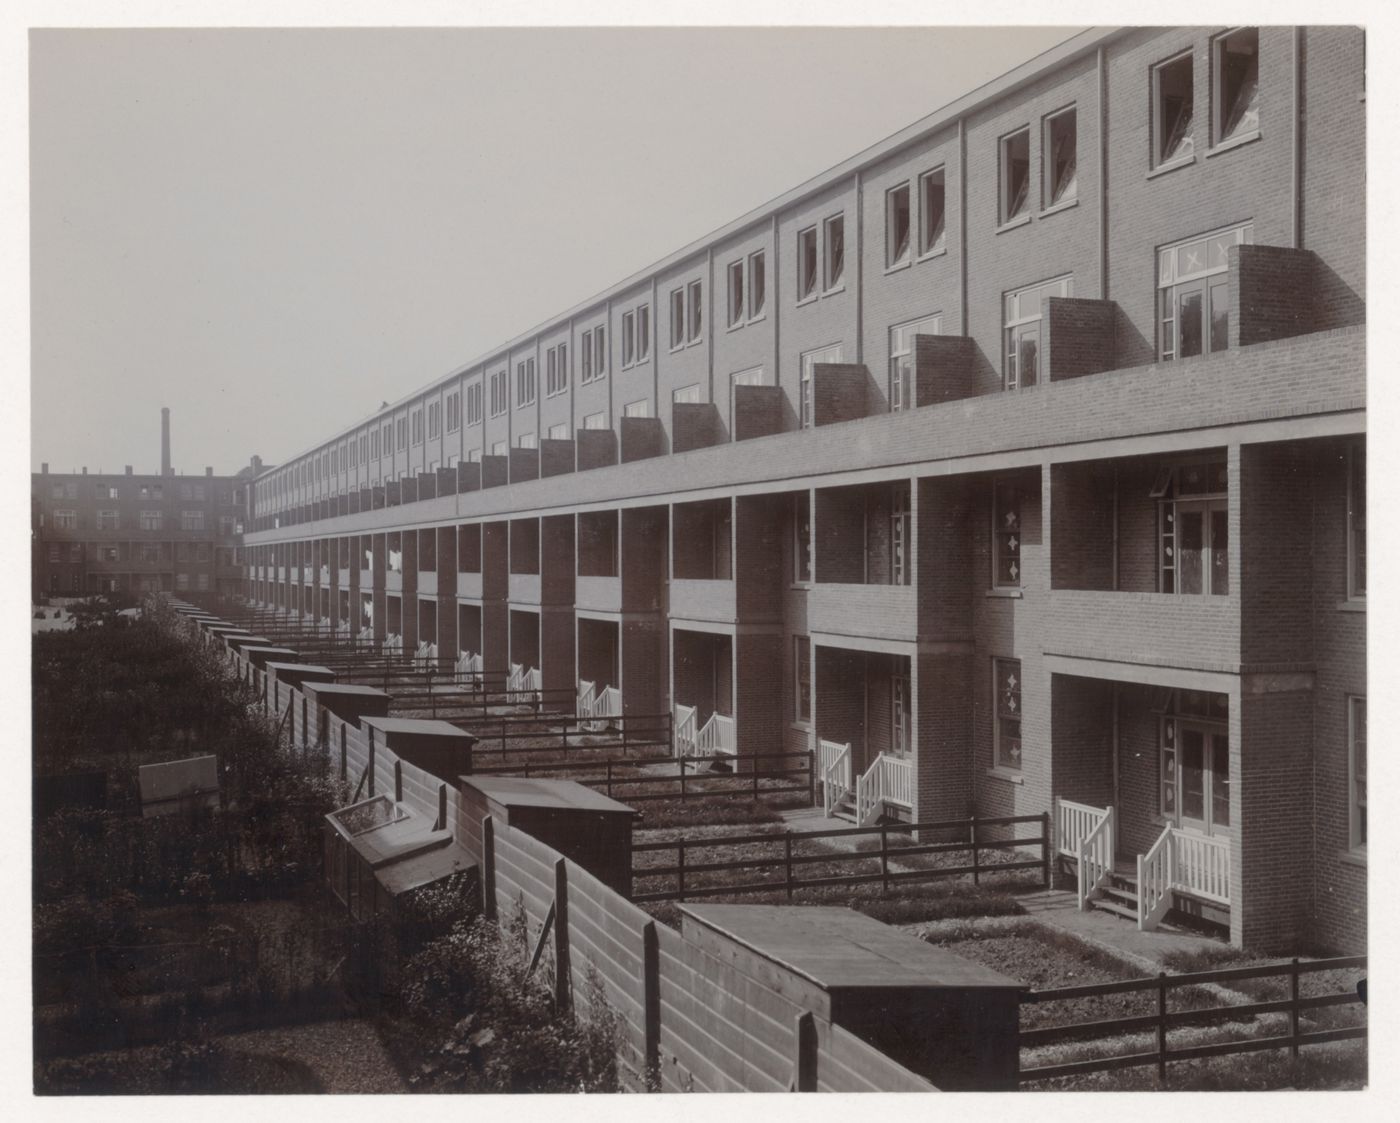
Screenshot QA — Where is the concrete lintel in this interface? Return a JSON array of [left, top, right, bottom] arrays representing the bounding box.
[[1045, 652, 1237, 692], [811, 631, 918, 657]]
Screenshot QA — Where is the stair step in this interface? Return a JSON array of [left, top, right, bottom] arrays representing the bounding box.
[[1099, 885, 1138, 908], [1091, 898, 1139, 921]]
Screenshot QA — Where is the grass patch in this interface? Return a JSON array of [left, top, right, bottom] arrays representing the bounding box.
[[36, 1040, 326, 1094], [631, 797, 789, 831]]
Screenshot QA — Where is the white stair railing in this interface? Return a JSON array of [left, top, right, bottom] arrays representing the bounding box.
[[413, 641, 433, 670], [697, 712, 736, 756], [579, 680, 598, 719], [879, 755, 913, 809], [595, 686, 621, 721], [673, 703, 697, 756], [382, 632, 403, 657], [506, 662, 525, 693], [1056, 798, 1110, 858], [526, 667, 543, 697], [335, 619, 350, 637], [820, 740, 852, 817], [1076, 806, 1116, 910], [1137, 823, 1175, 930], [1172, 831, 1231, 905], [855, 755, 884, 826]]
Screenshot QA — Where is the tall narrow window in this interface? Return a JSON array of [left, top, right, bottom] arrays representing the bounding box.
[[919, 168, 946, 255], [636, 306, 650, 361], [687, 280, 702, 343], [1214, 28, 1259, 144], [727, 260, 745, 326], [670, 288, 685, 348], [890, 483, 911, 586], [593, 325, 607, 377], [1348, 443, 1366, 599], [993, 658, 1022, 770], [1349, 695, 1367, 849], [622, 310, 636, 366], [797, 227, 818, 300], [889, 315, 941, 411], [748, 251, 766, 318], [1043, 108, 1077, 207], [823, 214, 845, 290], [1154, 52, 1195, 166], [582, 329, 595, 381], [993, 478, 1022, 588], [999, 128, 1031, 224], [1158, 223, 1252, 361], [886, 183, 911, 267], [799, 345, 842, 429], [1003, 275, 1072, 389], [1153, 459, 1229, 595], [795, 636, 811, 723], [793, 492, 811, 582]]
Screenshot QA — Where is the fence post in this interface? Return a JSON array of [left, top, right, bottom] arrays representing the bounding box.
[[677, 842, 686, 901], [680, 757, 687, 801], [302, 696, 308, 752], [482, 815, 497, 920], [642, 921, 661, 1091], [880, 824, 889, 893], [553, 858, 572, 1015], [1040, 812, 1051, 888], [1289, 958, 1301, 1058], [338, 722, 349, 782], [971, 815, 981, 885], [808, 749, 816, 808], [785, 833, 794, 899], [753, 756, 760, 800], [394, 760, 403, 803], [606, 760, 613, 799], [1157, 972, 1169, 1085], [367, 727, 376, 797], [794, 1011, 818, 1092]]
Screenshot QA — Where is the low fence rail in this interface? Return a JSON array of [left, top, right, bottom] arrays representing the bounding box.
[[632, 813, 1049, 903], [1018, 955, 1368, 1085], [464, 712, 675, 762]]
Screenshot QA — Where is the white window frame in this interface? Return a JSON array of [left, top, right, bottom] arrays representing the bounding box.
[[53, 509, 77, 529], [1042, 106, 1078, 209], [1157, 222, 1252, 361], [886, 183, 911, 269], [412, 408, 424, 445], [1152, 459, 1229, 596], [992, 477, 1023, 589], [623, 399, 650, 418], [822, 213, 845, 292], [918, 167, 947, 257], [748, 251, 766, 320], [727, 259, 745, 328], [1348, 695, 1366, 851], [515, 358, 537, 408], [1003, 275, 1072, 390], [96, 509, 120, 530], [799, 344, 843, 429], [139, 510, 163, 531], [669, 289, 685, 350], [636, 304, 650, 362], [517, 432, 536, 449], [889, 314, 941, 412], [622, 310, 636, 366], [672, 384, 701, 405], [797, 226, 818, 302], [582, 411, 607, 430], [999, 126, 1031, 226], [1212, 28, 1260, 148], [1152, 50, 1196, 168], [466, 381, 483, 426], [547, 422, 569, 441], [546, 342, 569, 396], [686, 279, 702, 344], [593, 323, 607, 377], [489, 370, 508, 417]]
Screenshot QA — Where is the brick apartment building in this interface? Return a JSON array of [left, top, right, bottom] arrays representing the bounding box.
[[236, 27, 1365, 953], [32, 409, 254, 600]]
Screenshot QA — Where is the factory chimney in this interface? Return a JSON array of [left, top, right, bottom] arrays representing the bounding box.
[[161, 407, 172, 476]]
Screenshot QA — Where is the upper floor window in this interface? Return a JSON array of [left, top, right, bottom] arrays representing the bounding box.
[[992, 478, 1022, 588], [795, 635, 811, 723], [140, 510, 163, 531], [397, 416, 408, 450], [1213, 28, 1259, 146], [823, 214, 845, 291], [98, 484, 119, 500], [793, 492, 811, 583], [1348, 443, 1366, 599], [428, 401, 442, 439], [797, 226, 818, 300], [727, 260, 744, 327], [1153, 51, 1195, 167], [489, 370, 508, 417], [919, 168, 946, 256], [993, 657, 1022, 770], [622, 311, 636, 366], [546, 342, 569, 395], [1158, 222, 1253, 361], [623, 399, 651, 418], [636, 306, 650, 362], [466, 381, 483, 426], [446, 391, 461, 433], [516, 357, 537, 407], [799, 344, 843, 429], [669, 283, 702, 348], [180, 509, 205, 531], [1151, 458, 1229, 595], [96, 509, 120, 530], [999, 127, 1031, 225], [1349, 695, 1367, 850], [726, 252, 766, 327], [139, 484, 163, 500], [1004, 275, 1072, 390], [412, 408, 424, 445], [1043, 108, 1078, 208], [889, 314, 942, 412], [581, 325, 607, 380], [53, 509, 77, 529], [887, 183, 911, 268]]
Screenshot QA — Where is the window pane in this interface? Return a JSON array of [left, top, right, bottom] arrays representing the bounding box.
[[1209, 278, 1230, 352], [1218, 28, 1259, 141], [1001, 130, 1030, 222], [636, 310, 648, 359], [729, 262, 743, 325], [749, 253, 765, 317], [1177, 507, 1205, 594], [825, 216, 844, 288], [1046, 110, 1077, 205], [1210, 504, 1229, 595], [1181, 727, 1205, 820], [799, 228, 817, 298], [1017, 326, 1039, 389], [920, 170, 945, 253], [888, 185, 910, 265], [687, 281, 702, 341], [1178, 288, 1204, 357], [1157, 54, 1194, 163]]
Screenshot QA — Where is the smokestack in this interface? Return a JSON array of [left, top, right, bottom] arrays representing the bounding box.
[[40, 463, 48, 474], [125, 465, 133, 475], [161, 407, 171, 476]]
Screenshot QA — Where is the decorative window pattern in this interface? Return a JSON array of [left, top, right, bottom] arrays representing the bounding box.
[[993, 478, 1022, 587], [1158, 222, 1252, 361], [795, 635, 811, 723], [999, 127, 1031, 224], [1003, 275, 1072, 390], [793, 492, 811, 582], [1214, 28, 1259, 145], [1153, 52, 1195, 166], [889, 314, 941, 411], [1043, 108, 1077, 207], [1152, 459, 1229, 595], [919, 168, 946, 256], [890, 483, 911, 586], [994, 658, 1022, 770]]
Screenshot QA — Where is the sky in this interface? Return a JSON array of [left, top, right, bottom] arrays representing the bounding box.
[[28, 24, 1085, 476]]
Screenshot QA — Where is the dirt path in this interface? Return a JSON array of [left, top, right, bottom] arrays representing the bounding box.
[[218, 1017, 407, 1093]]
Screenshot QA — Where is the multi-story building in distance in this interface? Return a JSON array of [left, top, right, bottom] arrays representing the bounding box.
[[237, 26, 1365, 953]]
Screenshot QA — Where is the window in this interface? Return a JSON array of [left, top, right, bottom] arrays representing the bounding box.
[[1349, 695, 1367, 849], [370, 428, 380, 459], [47, 544, 59, 562], [197, 573, 210, 592], [795, 636, 811, 723], [140, 544, 159, 564], [672, 384, 701, 404], [799, 345, 843, 429], [1152, 458, 1229, 595], [622, 311, 636, 366], [1213, 28, 1259, 145], [687, 280, 702, 343], [428, 401, 442, 439], [176, 573, 190, 592], [637, 306, 650, 361], [993, 478, 1023, 588], [749, 251, 766, 318], [889, 483, 912, 586], [1004, 275, 1072, 389], [793, 493, 811, 582], [1348, 443, 1366, 599], [491, 441, 507, 457], [546, 343, 568, 395], [53, 509, 77, 529], [489, 370, 508, 416], [140, 510, 163, 531], [412, 409, 424, 445], [70, 543, 82, 562], [823, 214, 845, 290], [999, 127, 1031, 224], [139, 483, 163, 500], [96, 510, 120, 530], [623, 399, 650, 418], [919, 168, 946, 256], [581, 325, 606, 380], [1158, 223, 1252, 360], [1159, 691, 1230, 832], [993, 658, 1022, 770], [219, 516, 236, 536], [886, 183, 911, 267], [516, 358, 537, 407], [669, 289, 685, 349], [797, 226, 818, 300], [1043, 108, 1077, 207], [466, 381, 483, 425], [517, 432, 536, 449], [727, 260, 744, 327], [889, 315, 942, 411], [547, 422, 569, 440], [447, 391, 461, 432], [98, 484, 119, 500], [583, 412, 607, 430], [195, 542, 210, 562], [1153, 51, 1195, 166], [180, 510, 205, 531], [397, 416, 408, 450]]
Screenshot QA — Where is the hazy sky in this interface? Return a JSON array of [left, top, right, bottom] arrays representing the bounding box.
[[29, 25, 1083, 476]]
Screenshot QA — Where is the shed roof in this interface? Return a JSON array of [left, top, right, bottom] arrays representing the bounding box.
[[462, 775, 637, 815], [362, 716, 472, 738]]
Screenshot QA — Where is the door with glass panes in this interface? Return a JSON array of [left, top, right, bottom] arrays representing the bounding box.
[[1175, 723, 1230, 837]]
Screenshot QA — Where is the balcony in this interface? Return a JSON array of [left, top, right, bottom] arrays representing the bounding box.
[[338, 568, 352, 588], [669, 578, 737, 624], [457, 571, 484, 600], [419, 571, 438, 597], [807, 583, 917, 644], [1046, 589, 1239, 672], [508, 573, 541, 605], [575, 575, 622, 614], [386, 569, 403, 593]]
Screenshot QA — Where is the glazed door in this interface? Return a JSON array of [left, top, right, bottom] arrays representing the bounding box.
[[1177, 723, 1231, 837]]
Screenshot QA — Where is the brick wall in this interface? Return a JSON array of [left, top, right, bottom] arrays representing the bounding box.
[[672, 402, 722, 453], [576, 428, 618, 471], [813, 363, 873, 427], [735, 494, 785, 622], [1045, 297, 1117, 380], [914, 335, 979, 406], [735, 632, 782, 760], [1049, 460, 1115, 590], [732, 385, 784, 441], [1240, 441, 1313, 666], [914, 652, 973, 823], [480, 454, 508, 489], [1231, 244, 1317, 348], [621, 417, 665, 463]]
